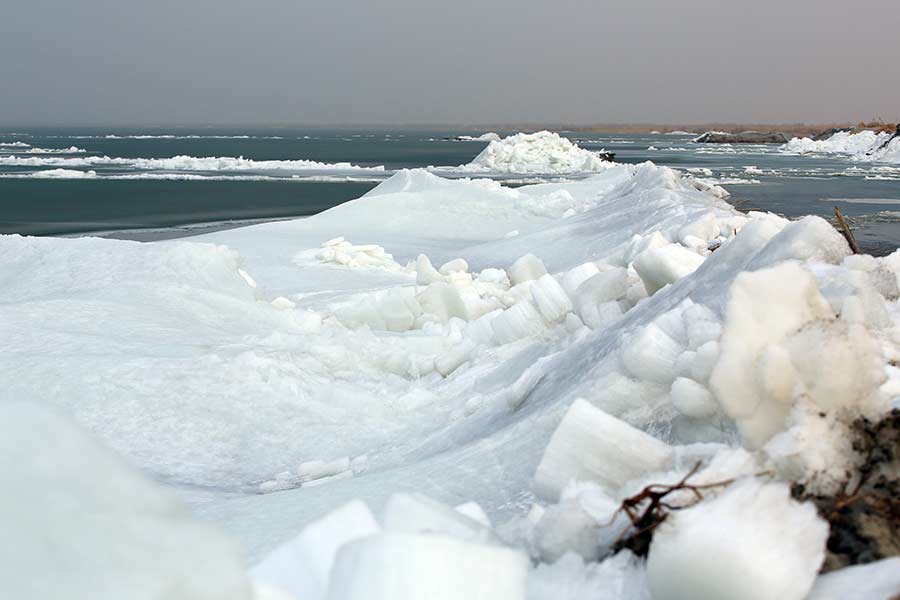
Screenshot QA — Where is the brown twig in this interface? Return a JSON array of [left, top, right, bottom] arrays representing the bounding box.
[[834, 206, 862, 254]]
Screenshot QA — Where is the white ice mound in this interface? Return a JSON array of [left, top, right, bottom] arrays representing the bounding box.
[[1, 403, 250, 600], [646, 479, 828, 600], [534, 398, 673, 500], [782, 129, 900, 165], [327, 533, 528, 600], [459, 131, 613, 174]]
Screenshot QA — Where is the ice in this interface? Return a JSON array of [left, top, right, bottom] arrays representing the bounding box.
[[439, 258, 469, 274], [533, 399, 673, 500], [708, 262, 836, 447], [382, 493, 496, 543], [782, 129, 900, 165], [530, 273, 573, 322], [807, 557, 900, 599], [670, 377, 717, 419], [6, 155, 893, 597], [621, 323, 685, 385], [251, 500, 380, 600], [455, 131, 613, 174], [1, 403, 250, 600], [456, 132, 502, 142], [327, 533, 528, 600], [632, 243, 705, 295], [646, 479, 827, 600], [0, 153, 387, 172], [509, 253, 548, 285], [491, 300, 547, 344], [527, 551, 651, 600]]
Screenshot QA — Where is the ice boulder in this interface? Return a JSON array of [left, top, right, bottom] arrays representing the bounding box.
[[621, 323, 685, 385], [670, 377, 717, 419], [632, 243, 705, 295], [1, 403, 250, 600], [252, 500, 380, 600], [534, 398, 673, 500], [646, 479, 827, 600], [491, 301, 546, 345], [509, 253, 547, 285], [709, 262, 835, 448], [530, 274, 573, 322], [327, 533, 528, 600]]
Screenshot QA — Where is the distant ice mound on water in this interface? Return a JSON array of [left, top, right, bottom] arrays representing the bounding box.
[[782, 129, 900, 165], [458, 131, 613, 174]]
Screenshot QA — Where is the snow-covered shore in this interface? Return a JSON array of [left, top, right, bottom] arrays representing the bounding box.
[[2, 159, 899, 599]]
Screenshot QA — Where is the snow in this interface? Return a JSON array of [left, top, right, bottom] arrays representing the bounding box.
[[453, 131, 614, 174], [782, 130, 900, 165], [0, 402, 250, 600], [5, 156, 900, 597], [646, 479, 828, 600]]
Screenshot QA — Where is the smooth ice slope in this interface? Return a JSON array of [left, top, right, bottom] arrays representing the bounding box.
[[0, 403, 250, 600]]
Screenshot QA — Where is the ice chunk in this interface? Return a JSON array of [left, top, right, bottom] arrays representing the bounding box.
[[2, 403, 250, 600], [417, 281, 470, 321], [646, 479, 827, 600], [297, 457, 351, 483], [491, 301, 546, 344], [435, 340, 476, 377], [530, 274, 573, 322], [749, 216, 850, 268], [670, 377, 717, 419], [562, 262, 601, 296], [455, 502, 492, 528], [327, 533, 528, 600], [271, 296, 296, 310], [439, 258, 469, 274], [632, 244, 705, 295], [252, 500, 380, 600], [383, 493, 496, 544], [509, 253, 548, 285], [533, 398, 673, 500], [416, 254, 444, 285], [572, 268, 628, 327], [709, 262, 835, 448], [686, 319, 721, 350], [621, 323, 684, 384], [690, 341, 719, 383], [678, 213, 719, 243], [808, 557, 900, 600]]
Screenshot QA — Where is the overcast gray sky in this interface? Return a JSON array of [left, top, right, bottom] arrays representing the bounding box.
[[2, 0, 898, 126]]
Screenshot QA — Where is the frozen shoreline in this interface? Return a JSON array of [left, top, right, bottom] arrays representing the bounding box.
[[3, 136, 900, 599]]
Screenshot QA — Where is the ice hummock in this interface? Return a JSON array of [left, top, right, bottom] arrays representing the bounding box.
[[4, 157, 900, 598], [782, 129, 900, 165], [453, 131, 614, 174]]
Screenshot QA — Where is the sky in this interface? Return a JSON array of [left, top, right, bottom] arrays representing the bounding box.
[[2, 0, 899, 126]]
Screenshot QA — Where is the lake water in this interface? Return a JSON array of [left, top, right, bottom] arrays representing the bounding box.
[[1, 128, 897, 252]]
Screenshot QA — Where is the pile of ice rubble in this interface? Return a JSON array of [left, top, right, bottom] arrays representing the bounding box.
[[453, 131, 614, 174], [782, 129, 900, 164], [4, 162, 900, 599]]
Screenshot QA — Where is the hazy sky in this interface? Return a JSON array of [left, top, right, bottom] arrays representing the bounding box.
[[2, 0, 898, 126]]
